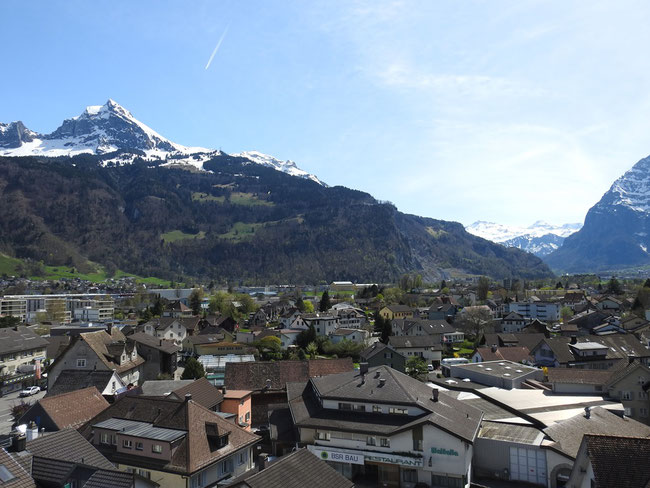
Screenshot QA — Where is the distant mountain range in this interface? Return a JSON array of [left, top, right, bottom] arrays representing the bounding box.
[[546, 154, 650, 272], [465, 221, 582, 257], [0, 100, 553, 283]]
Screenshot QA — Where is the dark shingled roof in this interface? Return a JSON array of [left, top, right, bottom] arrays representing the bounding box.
[[129, 332, 180, 354], [225, 358, 354, 391], [22, 387, 109, 430], [27, 428, 115, 470], [547, 368, 615, 385], [360, 342, 403, 361], [580, 434, 650, 488], [544, 407, 650, 459], [0, 448, 35, 488], [78, 395, 259, 475], [167, 377, 224, 410], [290, 366, 483, 443], [47, 370, 118, 397], [0, 326, 48, 356], [388, 335, 443, 349], [231, 448, 354, 488]]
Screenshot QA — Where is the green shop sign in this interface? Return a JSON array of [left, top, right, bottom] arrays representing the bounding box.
[[431, 447, 459, 456]]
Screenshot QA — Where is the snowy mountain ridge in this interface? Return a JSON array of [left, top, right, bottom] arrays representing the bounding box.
[[0, 99, 323, 184], [465, 220, 582, 257]]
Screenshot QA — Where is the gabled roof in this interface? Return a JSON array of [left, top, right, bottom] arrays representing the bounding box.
[[503, 311, 524, 321], [360, 342, 403, 361], [393, 318, 457, 335], [231, 448, 354, 488], [26, 428, 115, 470], [606, 360, 650, 389], [0, 326, 48, 356], [383, 305, 413, 313], [167, 377, 224, 410], [290, 366, 482, 443], [546, 368, 615, 385], [79, 396, 259, 475], [389, 335, 442, 349], [166, 300, 190, 312], [23, 387, 109, 430], [75, 329, 144, 374], [532, 334, 650, 364], [129, 332, 180, 354], [474, 346, 532, 363], [47, 370, 121, 397], [543, 407, 650, 459], [225, 358, 354, 391], [0, 448, 35, 488], [580, 434, 650, 488]]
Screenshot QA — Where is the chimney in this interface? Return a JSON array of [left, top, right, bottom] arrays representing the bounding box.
[[184, 393, 192, 402], [106, 323, 113, 335], [265, 378, 272, 390], [257, 453, 270, 471], [584, 406, 591, 419], [25, 422, 38, 441], [222, 386, 227, 394], [491, 344, 497, 353], [9, 433, 26, 453], [570, 335, 577, 345], [374, 371, 381, 379], [378, 378, 386, 387], [159, 339, 163, 346], [359, 362, 369, 375], [432, 388, 439, 402]]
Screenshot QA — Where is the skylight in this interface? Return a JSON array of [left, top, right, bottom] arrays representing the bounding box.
[[0, 465, 14, 482]]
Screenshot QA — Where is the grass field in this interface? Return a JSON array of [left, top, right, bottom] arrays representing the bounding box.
[[229, 192, 274, 207], [219, 222, 263, 241], [161, 230, 206, 243], [191, 192, 225, 203]]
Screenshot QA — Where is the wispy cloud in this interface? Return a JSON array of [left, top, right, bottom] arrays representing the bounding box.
[[204, 24, 230, 70]]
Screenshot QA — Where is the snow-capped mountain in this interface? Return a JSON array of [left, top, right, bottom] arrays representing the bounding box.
[[466, 220, 582, 257], [546, 154, 650, 272], [0, 100, 323, 184]]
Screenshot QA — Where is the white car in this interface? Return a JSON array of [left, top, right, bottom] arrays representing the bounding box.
[[19, 386, 40, 397]]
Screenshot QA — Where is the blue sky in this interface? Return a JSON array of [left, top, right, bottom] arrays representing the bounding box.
[[3, 0, 650, 227]]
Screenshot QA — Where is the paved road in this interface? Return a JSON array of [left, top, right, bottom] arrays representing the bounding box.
[[0, 389, 46, 435]]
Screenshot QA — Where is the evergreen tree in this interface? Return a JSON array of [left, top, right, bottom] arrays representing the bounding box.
[[189, 289, 204, 315], [606, 277, 623, 295], [181, 357, 205, 379], [319, 291, 331, 312], [440, 280, 447, 290], [644, 278, 650, 288]]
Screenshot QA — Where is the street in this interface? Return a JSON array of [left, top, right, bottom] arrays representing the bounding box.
[[0, 389, 46, 435]]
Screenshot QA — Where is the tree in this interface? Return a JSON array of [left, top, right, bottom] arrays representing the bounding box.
[[477, 277, 490, 301], [296, 296, 306, 312], [303, 301, 314, 313], [406, 356, 428, 380], [644, 278, 650, 289], [440, 280, 447, 290], [560, 306, 574, 323], [189, 288, 204, 316], [296, 326, 317, 349], [606, 277, 623, 295], [306, 341, 319, 359], [319, 291, 331, 312], [181, 357, 205, 380], [0, 316, 21, 328], [151, 297, 164, 317], [555, 281, 564, 289], [459, 307, 492, 343], [256, 336, 282, 360]]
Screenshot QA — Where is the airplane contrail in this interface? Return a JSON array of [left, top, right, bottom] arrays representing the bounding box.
[[204, 24, 230, 70]]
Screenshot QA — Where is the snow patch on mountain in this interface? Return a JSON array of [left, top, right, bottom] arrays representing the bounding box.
[[599, 154, 650, 213], [466, 220, 582, 257], [0, 100, 323, 184]]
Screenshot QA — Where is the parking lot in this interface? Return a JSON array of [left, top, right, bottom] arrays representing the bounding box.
[[0, 388, 46, 435]]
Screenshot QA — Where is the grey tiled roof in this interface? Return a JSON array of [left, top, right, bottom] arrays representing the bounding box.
[[27, 429, 115, 470], [581, 434, 650, 488], [232, 448, 354, 488], [389, 335, 442, 349], [47, 370, 116, 397], [0, 326, 48, 356], [0, 448, 35, 488]]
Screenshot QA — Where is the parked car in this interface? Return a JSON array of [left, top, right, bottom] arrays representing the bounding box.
[[19, 386, 40, 397]]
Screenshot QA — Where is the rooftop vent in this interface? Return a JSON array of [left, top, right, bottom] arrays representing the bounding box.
[[359, 362, 369, 375], [498, 363, 505, 366], [505, 366, 511, 370], [378, 378, 386, 387], [503, 373, 511, 377], [432, 388, 439, 402], [477, 364, 484, 368], [485, 368, 492, 371], [515, 369, 523, 373], [375, 371, 381, 379], [585, 406, 591, 419]]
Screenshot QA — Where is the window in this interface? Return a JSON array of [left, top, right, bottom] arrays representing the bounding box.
[[111, 435, 117, 446], [373, 405, 382, 413], [389, 407, 408, 415], [640, 408, 649, 418], [100, 433, 109, 444], [338, 403, 352, 411], [353, 404, 366, 412], [238, 451, 246, 465], [122, 439, 133, 449], [413, 439, 423, 451], [315, 431, 330, 441], [245, 411, 250, 422], [76, 358, 86, 367], [366, 436, 376, 446], [639, 391, 649, 400], [431, 474, 463, 488], [190, 471, 205, 488], [136, 442, 143, 451], [403, 469, 417, 482], [622, 391, 634, 400], [219, 459, 233, 475], [624, 407, 634, 416], [380, 438, 390, 448], [152, 444, 162, 453]]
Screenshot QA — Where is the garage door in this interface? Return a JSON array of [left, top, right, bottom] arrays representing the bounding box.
[[509, 446, 547, 486]]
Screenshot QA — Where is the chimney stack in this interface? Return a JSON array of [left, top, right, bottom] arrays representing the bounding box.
[[570, 335, 577, 345], [584, 406, 591, 419], [378, 378, 386, 387], [184, 393, 192, 402], [491, 344, 497, 353], [257, 453, 270, 471], [9, 432, 26, 453], [25, 422, 38, 441], [106, 324, 113, 335], [222, 386, 227, 394], [359, 362, 369, 376], [432, 388, 439, 402]]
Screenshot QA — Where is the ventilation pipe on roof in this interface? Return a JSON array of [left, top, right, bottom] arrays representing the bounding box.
[[26, 422, 38, 441], [584, 406, 591, 419], [432, 388, 439, 402], [359, 362, 369, 375], [491, 345, 497, 353], [378, 378, 386, 387], [628, 355, 636, 365], [185, 393, 192, 402]]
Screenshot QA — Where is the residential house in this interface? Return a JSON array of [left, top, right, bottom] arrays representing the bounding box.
[[19, 386, 110, 431], [141, 377, 224, 411], [427, 303, 457, 322], [129, 332, 179, 381], [392, 319, 464, 343], [286, 365, 482, 486], [230, 447, 354, 488], [250, 309, 268, 327], [224, 359, 354, 425], [471, 346, 533, 365], [143, 317, 190, 345], [360, 343, 407, 373], [221, 389, 253, 431], [546, 368, 615, 394], [595, 296, 622, 313], [481, 332, 547, 353], [162, 300, 192, 318], [279, 308, 302, 328], [566, 434, 650, 488], [504, 301, 560, 322], [302, 313, 339, 336], [329, 328, 369, 344], [567, 310, 613, 334], [606, 359, 650, 425], [332, 308, 366, 329], [0, 326, 48, 395], [79, 395, 260, 487], [388, 336, 443, 367], [47, 328, 144, 389], [47, 369, 126, 398], [378, 305, 414, 321], [498, 312, 527, 333]]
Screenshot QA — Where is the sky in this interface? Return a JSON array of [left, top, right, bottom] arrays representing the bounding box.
[[2, 0, 650, 228]]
